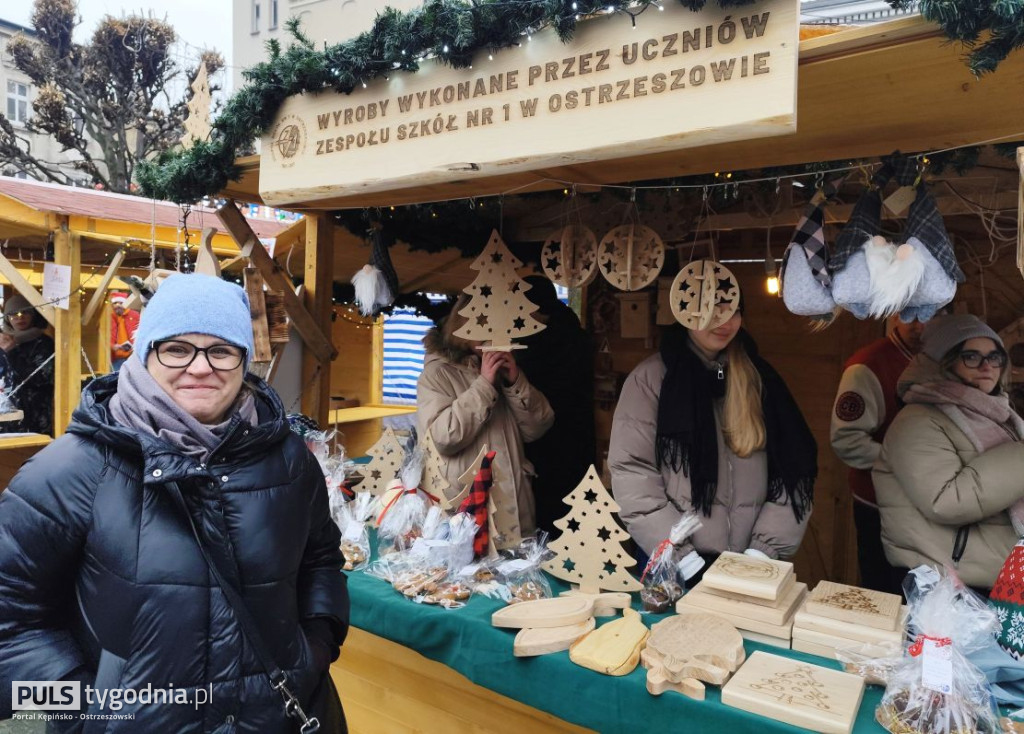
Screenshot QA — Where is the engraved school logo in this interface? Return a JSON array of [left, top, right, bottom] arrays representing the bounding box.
[[270, 115, 306, 167], [835, 391, 865, 422]]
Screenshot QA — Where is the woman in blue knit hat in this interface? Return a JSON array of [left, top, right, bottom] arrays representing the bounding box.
[[0, 273, 349, 732]]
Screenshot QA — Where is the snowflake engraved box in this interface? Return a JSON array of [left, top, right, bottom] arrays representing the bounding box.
[[701, 551, 794, 602], [721, 651, 865, 734], [804, 581, 902, 632]]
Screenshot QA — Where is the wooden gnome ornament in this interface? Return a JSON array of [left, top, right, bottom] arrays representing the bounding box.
[[542, 465, 642, 593], [597, 215, 666, 291], [541, 224, 598, 288], [670, 260, 740, 330], [360, 427, 405, 495], [454, 230, 546, 351], [351, 225, 400, 317]]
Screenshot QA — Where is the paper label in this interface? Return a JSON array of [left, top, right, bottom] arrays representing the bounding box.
[[42, 263, 72, 310], [497, 559, 533, 574], [920, 638, 953, 694], [883, 185, 916, 216], [342, 522, 365, 542]]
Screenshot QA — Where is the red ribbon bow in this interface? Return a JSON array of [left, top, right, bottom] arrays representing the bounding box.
[[908, 634, 952, 657]]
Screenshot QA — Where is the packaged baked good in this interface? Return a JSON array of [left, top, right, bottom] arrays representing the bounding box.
[[496, 534, 554, 605], [336, 491, 373, 571], [639, 513, 701, 612]]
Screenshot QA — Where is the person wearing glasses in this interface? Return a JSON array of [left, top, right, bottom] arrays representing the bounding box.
[[874, 314, 1024, 592], [0, 294, 55, 435], [0, 274, 349, 732]]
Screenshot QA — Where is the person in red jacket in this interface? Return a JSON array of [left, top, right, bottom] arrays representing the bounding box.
[[830, 315, 924, 594], [110, 291, 140, 372]]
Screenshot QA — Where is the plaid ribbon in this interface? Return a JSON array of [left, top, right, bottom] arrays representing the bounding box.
[[906, 185, 965, 283], [789, 193, 832, 287], [459, 450, 496, 557]]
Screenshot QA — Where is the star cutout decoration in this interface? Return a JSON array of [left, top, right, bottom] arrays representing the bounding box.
[[509, 281, 521, 293], [603, 561, 617, 575], [476, 314, 489, 326], [583, 488, 598, 504], [596, 526, 612, 542], [512, 316, 525, 330], [479, 285, 492, 297], [491, 252, 504, 264], [546, 257, 560, 271], [602, 260, 615, 274], [566, 518, 581, 533], [370, 469, 381, 480], [603, 241, 617, 255], [678, 279, 692, 295], [562, 559, 576, 573], [717, 276, 735, 293]]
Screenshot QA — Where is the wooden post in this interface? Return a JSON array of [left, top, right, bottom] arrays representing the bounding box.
[[216, 200, 336, 363], [81, 248, 127, 325], [0, 253, 56, 327], [370, 316, 384, 405], [243, 267, 273, 363], [1017, 146, 1023, 281], [53, 223, 81, 437], [301, 214, 334, 426]]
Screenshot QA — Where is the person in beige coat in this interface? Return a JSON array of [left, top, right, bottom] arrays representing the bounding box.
[[417, 297, 554, 548], [609, 306, 817, 584], [874, 314, 1024, 590]]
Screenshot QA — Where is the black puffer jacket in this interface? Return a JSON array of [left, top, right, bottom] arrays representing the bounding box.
[[0, 373, 349, 732]]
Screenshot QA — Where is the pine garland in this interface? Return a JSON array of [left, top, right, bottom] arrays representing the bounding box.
[[136, 0, 1024, 204]]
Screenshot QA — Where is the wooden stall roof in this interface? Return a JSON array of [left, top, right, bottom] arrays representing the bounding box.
[[219, 16, 1024, 211]]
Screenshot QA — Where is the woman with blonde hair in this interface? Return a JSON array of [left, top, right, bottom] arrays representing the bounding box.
[[610, 301, 817, 583], [417, 294, 554, 548]]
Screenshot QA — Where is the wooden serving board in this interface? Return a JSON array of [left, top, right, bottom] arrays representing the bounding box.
[[721, 651, 865, 734], [677, 594, 795, 639], [700, 573, 798, 608], [739, 629, 791, 649], [642, 612, 745, 695], [701, 552, 794, 601], [804, 581, 902, 631], [792, 625, 864, 651], [569, 608, 649, 676], [688, 581, 807, 626], [791, 637, 837, 659], [514, 618, 596, 657], [793, 605, 909, 645], [492, 596, 594, 629], [559, 590, 633, 618]]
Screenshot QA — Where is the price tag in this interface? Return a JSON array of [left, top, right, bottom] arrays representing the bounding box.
[[342, 522, 364, 542], [920, 638, 953, 694], [883, 185, 917, 216]]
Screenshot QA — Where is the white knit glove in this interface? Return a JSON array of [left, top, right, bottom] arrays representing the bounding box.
[[744, 547, 771, 560], [676, 550, 706, 581]]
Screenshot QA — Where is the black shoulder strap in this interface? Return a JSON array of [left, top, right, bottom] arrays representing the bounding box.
[[166, 481, 320, 734]]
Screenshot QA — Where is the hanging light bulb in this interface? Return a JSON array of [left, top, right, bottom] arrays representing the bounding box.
[[764, 237, 779, 295]]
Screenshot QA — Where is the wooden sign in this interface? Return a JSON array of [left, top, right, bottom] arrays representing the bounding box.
[[722, 651, 865, 734], [569, 608, 649, 676], [687, 580, 807, 627], [701, 551, 794, 601], [804, 581, 902, 631], [258, 0, 800, 206]]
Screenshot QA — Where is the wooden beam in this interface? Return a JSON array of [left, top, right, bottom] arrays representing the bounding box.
[[301, 214, 334, 426], [53, 224, 81, 437], [0, 253, 56, 327], [216, 200, 336, 364], [194, 227, 222, 277], [370, 316, 384, 405], [81, 249, 127, 326], [244, 267, 273, 363]]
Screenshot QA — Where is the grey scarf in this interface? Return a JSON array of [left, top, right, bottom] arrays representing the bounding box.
[[110, 356, 257, 461]]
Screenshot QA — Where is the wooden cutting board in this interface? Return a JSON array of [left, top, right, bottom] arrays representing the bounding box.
[[791, 637, 836, 659], [804, 581, 902, 631], [514, 618, 596, 657], [569, 608, 649, 676], [721, 651, 865, 734], [687, 581, 807, 626], [492, 596, 595, 629], [699, 573, 797, 608], [677, 593, 796, 639], [739, 628, 791, 649], [559, 590, 633, 618], [642, 612, 746, 701], [701, 552, 795, 601], [793, 605, 909, 645]]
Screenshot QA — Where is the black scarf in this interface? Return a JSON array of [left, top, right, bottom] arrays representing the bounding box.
[[655, 325, 816, 522]]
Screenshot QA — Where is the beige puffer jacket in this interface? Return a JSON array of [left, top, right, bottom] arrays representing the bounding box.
[[609, 352, 808, 559], [417, 328, 554, 546], [873, 359, 1024, 588]]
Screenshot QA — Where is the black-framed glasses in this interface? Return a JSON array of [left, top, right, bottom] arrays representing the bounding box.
[[959, 350, 1007, 369], [152, 340, 246, 371]]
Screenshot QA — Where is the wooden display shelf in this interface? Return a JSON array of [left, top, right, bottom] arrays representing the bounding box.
[[327, 404, 416, 425], [330, 627, 591, 734], [0, 434, 53, 450]]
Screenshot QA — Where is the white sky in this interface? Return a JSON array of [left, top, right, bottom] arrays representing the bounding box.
[[7, 0, 235, 90]]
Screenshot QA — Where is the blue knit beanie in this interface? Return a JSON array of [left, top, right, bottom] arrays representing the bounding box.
[[134, 274, 254, 367]]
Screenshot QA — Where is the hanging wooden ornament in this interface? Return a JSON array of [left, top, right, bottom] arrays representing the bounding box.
[[182, 60, 213, 149], [542, 465, 642, 593], [360, 427, 405, 495], [454, 229, 546, 351], [670, 260, 740, 331], [597, 223, 665, 291], [541, 225, 598, 288]]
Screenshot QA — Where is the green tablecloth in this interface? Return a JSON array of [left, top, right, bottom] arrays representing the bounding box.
[[347, 570, 888, 734]]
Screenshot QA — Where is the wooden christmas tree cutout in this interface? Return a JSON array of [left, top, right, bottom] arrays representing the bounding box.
[[182, 60, 212, 148], [597, 223, 665, 291], [360, 427, 405, 495], [421, 431, 456, 507], [542, 225, 598, 288], [454, 230, 546, 351], [542, 465, 642, 593], [671, 260, 740, 331]]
